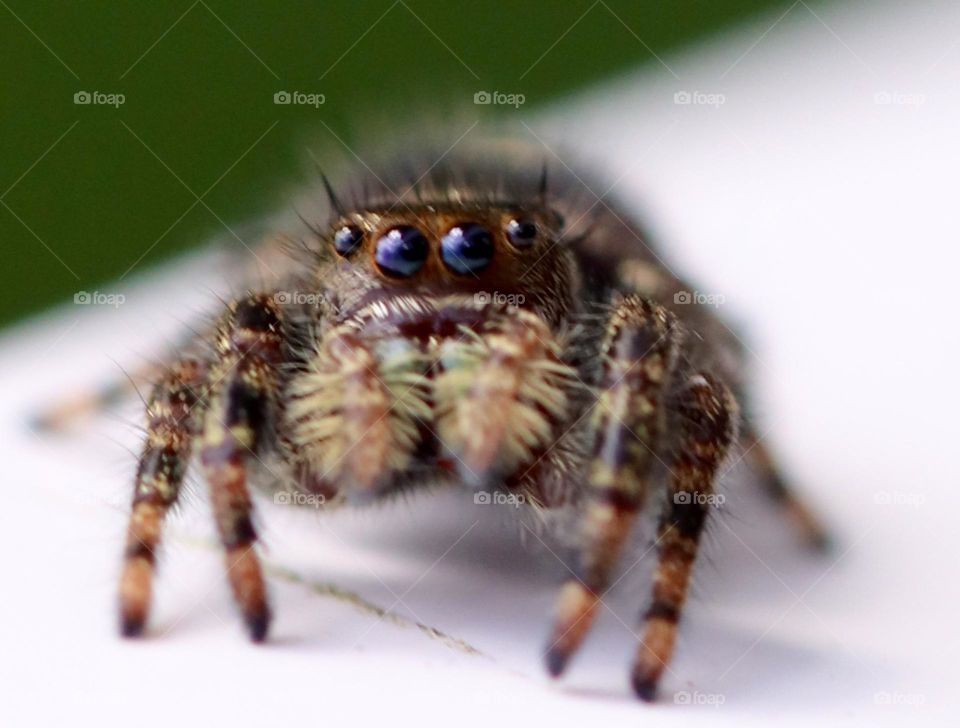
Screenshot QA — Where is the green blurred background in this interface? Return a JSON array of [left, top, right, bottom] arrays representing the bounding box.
[[1, 0, 793, 327]]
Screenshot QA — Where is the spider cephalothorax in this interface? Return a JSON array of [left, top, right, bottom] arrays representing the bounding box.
[[102, 138, 828, 701]]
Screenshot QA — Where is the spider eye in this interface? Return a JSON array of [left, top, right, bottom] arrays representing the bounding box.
[[441, 223, 494, 274], [375, 226, 429, 278], [333, 225, 364, 256], [506, 218, 537, 248]]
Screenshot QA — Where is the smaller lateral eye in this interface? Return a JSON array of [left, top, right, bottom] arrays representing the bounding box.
[[506, 218, 537, 248], [333, 225, 364, 256]]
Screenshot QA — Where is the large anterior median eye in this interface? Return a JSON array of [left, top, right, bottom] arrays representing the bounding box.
[[440, 223, 494, 274], [374, 226, 429, 278]]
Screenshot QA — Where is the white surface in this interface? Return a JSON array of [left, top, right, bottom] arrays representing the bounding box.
[[2, 0, 959, 725]]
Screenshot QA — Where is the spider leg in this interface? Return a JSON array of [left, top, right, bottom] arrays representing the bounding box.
[[285, 324, 431, 500], [32, 359, 169, 433], [545, 296, 680, 677], [118, 359, 208, 636], [433, 307, 578, 487], [199, 294, 286, 641], [31, 235, 296, 434], [631, 371, 737, 701], [741, 424, 831, 551]]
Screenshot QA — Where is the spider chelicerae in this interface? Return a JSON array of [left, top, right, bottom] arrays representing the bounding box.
[[54, 137, 828, 701]]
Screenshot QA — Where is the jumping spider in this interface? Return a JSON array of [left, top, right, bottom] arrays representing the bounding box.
[[70, 139, 828, 701]]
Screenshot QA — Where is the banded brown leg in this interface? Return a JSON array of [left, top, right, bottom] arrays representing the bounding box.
[[546, 296, 680, 677], [200, 295, 285, 641], [32, 359, 167, 433], [631, 372, 737, 701], [119, 359, 208, 636]]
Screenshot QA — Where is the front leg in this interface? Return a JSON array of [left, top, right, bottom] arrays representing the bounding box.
[[285, 323, 431, 500], [617, 257, 830, 552], [119, 359, 208, 636], [200, 294, 286, 641], [631, 372, 737, 700], [433, 306, 579, 487], [545, 295, 681, 677]]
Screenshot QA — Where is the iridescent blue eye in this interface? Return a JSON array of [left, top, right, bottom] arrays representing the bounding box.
[[441, 223, 494, 274], [374, 226, 429, 278], [333, 225, 364, 256], [506, 218, 537, 248]]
